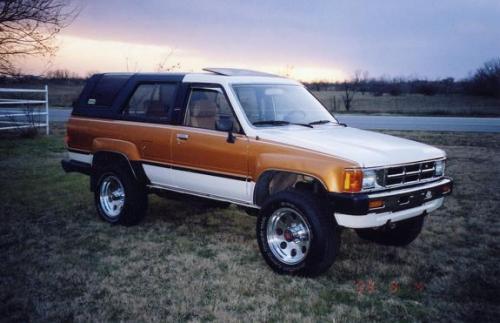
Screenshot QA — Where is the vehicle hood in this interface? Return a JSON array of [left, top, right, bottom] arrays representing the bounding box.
[[255, 125, 445, 168]]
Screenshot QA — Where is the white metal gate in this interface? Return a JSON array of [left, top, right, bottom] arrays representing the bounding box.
[[0, 85, 49, 135]]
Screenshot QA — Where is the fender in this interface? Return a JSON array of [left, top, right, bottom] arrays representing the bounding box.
[[91, 138, 141, 161], [248, 139, 358, 193]]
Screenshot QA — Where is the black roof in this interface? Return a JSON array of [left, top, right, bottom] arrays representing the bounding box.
[[93, 68, 279, 79], [96, 72, 187, 79]]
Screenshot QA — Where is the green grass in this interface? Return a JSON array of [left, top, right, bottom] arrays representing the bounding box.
[[1, 127, 499, 321], [313, 90, 500, 117]]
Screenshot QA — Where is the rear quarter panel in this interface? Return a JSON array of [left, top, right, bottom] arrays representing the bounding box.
[[66, 117, 173, 163]]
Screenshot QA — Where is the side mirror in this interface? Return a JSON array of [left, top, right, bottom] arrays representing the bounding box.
[[215, 116, 236, 143]]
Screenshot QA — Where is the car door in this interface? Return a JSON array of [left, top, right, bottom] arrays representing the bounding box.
[[169, 85, 251, 204]]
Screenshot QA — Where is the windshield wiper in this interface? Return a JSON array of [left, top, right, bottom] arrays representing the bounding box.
[[253, 120, 313, 128], [253, 120, 289, 126], [308, 120, 333, 126], [308, 120, 347, 127]]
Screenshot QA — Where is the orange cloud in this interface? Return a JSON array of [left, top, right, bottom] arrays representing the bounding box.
[[19, 34, 346, 82]]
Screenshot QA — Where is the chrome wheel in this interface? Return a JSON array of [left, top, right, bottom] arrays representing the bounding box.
[[99, 175, 125, 218], [266, 207, 311, 265]]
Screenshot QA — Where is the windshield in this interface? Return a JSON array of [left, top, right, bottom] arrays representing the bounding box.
[[232, 84, 337, 127]]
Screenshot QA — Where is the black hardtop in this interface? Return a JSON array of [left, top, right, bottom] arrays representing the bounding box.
[[92, 72, 186, 79], [82, 71, 187, 91], [74, 72, 186, 113]]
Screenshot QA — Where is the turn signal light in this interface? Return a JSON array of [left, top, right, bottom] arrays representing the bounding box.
[[369, 199, 384, 209], [442, 185, 451, 194], [343, 169, 363, 192]]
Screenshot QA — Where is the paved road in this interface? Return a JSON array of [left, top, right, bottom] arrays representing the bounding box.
[[4, 108, 500, 132], [49, 108, 71, 122], [336, 114, 500, 133]]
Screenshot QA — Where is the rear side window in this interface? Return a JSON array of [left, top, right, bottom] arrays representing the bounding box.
[[87, 74, 130, 107], [123, 83, 177, 120], [126, 84, 157, 116]]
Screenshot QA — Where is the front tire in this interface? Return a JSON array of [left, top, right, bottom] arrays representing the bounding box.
[[257, 190, 340, 277], [355, 215, 424, 246], [94, 167, 148, 226]]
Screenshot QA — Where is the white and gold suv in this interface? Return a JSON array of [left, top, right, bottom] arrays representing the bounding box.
[[62, 68, 453, 276]]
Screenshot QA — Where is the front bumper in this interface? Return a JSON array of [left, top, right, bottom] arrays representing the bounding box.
[[330, 177, 453, 228]]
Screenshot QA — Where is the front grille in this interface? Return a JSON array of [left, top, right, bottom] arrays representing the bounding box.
[[385, 161, 436, 187]]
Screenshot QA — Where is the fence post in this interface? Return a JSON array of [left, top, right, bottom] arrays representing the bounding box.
[[45, 84, 49, 135]]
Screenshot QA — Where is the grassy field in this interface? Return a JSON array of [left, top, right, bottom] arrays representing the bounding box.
[[1, 125, 499, 322], [312, 90, 500, 117]]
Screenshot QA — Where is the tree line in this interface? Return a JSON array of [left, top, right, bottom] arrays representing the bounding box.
[[306, 58, 500, 100]]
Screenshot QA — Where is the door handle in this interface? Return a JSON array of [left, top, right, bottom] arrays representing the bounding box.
[[176, 133, 189, 140]]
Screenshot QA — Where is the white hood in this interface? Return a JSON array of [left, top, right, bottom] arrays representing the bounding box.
[[255, 125, 445, 168]]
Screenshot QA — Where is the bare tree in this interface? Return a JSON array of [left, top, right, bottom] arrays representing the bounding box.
[[46, 68, 79, 80], [466, 58, 500, 98], [155, 49, 181, 72], [359, 70, 370, 95], [341, 81, 354, 111], [341, 72, 361, 111], [279, 65, 295, 78], [0, 0, 78, 76], [125, 57, 139, 72]]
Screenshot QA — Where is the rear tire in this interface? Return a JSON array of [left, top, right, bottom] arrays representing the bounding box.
[[94, 166, 148, 226], [256, 190, 340, 277], [355, 215, 424, 246]]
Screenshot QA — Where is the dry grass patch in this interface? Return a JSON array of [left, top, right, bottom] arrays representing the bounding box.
[[1, 128, 499, 321], [313, 90, 500, 117]]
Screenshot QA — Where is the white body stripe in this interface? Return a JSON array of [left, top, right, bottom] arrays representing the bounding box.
[[143, 164, 255, 205], [68, 151, 93, 164]]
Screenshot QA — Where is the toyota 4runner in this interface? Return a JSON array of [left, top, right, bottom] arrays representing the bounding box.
[[62, 68, 453, 276]]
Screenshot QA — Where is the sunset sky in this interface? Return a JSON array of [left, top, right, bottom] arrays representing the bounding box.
[[21, 0, 500, 81]]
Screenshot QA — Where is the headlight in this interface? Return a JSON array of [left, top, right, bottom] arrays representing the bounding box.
[[362, 170, 377, 189], [362, 169, 384, 190], [435, 160, 445, 176], [343, 168, 384, 192]]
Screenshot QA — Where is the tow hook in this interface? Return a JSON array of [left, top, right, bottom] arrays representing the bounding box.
[[383, 220, 397, 230]]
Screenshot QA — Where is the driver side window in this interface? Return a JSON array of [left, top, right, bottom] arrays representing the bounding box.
[[184, 88, 241, 132]]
